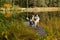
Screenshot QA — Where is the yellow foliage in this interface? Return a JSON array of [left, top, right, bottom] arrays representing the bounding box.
[[3, 3, 11, 8], [4, 12, 12, 18], [2, 31, 5, 36], [45, 35, 57, 40], [2, 31, 8, 40], [5, 35, 8, 40]]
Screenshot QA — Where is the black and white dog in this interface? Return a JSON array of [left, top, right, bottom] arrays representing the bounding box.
[[26, 14, 40, 27]]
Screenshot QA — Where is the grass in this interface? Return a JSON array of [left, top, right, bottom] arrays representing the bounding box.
[[0, 13, 41, 40], [0, 12, 60, 40], [39, 15, 60, 40]]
